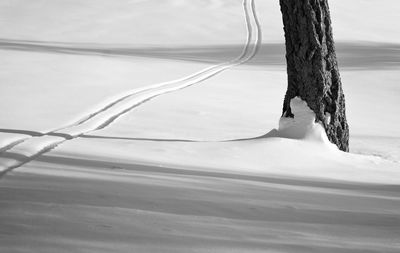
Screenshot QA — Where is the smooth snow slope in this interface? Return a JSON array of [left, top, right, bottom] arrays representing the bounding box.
[[0, 0, 262, 175], [1, 160, 399, 253], [1, 0, 399, 43], [0, 0, 399, 252]]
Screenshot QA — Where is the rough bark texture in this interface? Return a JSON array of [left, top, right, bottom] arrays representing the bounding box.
[[279, 0, 349, 151]]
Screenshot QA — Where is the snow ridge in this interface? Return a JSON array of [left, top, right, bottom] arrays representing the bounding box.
[[0, 0, 262, 177]]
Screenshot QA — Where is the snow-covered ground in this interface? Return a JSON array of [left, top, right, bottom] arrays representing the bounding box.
[[0, 0, 399, 252]]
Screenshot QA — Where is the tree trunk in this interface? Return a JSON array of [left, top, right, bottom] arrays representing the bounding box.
[[279, 0, 349, 151]]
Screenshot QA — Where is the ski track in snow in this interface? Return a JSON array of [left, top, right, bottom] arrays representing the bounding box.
[[0, 0, 262, 178]]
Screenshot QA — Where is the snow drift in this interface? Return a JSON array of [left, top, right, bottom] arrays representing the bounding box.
[[277, 97, 335, 147]]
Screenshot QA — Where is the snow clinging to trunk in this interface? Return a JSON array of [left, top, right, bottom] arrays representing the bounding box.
[[278, 97, 336, 148]]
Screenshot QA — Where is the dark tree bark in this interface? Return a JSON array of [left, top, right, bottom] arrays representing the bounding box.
[[279, 0, 349, 151]]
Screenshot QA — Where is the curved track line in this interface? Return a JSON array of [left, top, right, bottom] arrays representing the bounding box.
[[0, 0, 262, 177], [0, 139, 26, 153], [52, 0, 254, 132], [0, 0, 253, 153]]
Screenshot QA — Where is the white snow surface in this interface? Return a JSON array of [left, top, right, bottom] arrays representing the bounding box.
[[277, 97, 334, 145], [1, 0, 399, 44], [1, 0, 400, 252]]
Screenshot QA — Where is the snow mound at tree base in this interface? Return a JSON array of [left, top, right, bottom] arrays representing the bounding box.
[[276, 97, 336, 148]]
